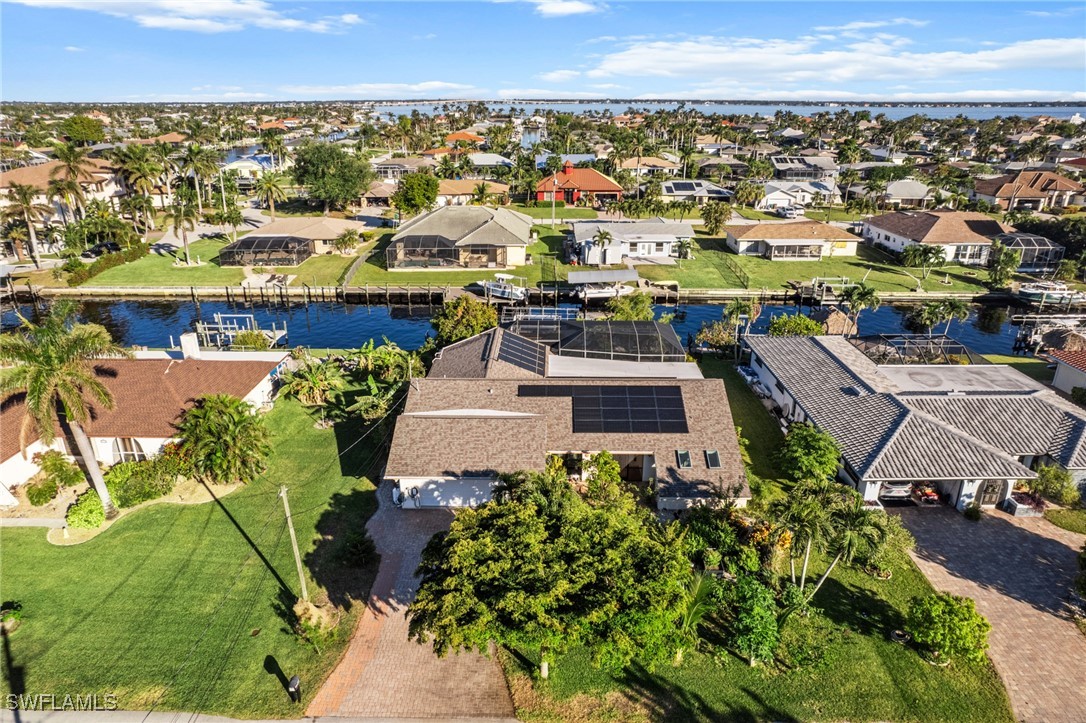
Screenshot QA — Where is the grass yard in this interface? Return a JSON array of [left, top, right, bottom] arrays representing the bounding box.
[[983, 354, 1055, 384], [510, 203, 599, 220], [734, 207, 780, 221], [805, 206, 868, 223], [1044, 507, 1086, 535], [635, 235, 745, 289], [348, 226, 582, 287], [0, 398, 381, 717]]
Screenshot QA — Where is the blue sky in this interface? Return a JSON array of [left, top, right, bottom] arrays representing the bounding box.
[[1, 1, 1084, 102]]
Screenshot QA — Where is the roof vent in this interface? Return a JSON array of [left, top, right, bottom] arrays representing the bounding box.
[[842, 385, 868, 397]]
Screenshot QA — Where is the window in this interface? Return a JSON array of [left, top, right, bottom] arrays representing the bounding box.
[[112, 437, 147, 463], [752, 355, 762, 368], [705, 450, 721, 469], [676, 450, 692, 468], [655, 242, 667, 254]]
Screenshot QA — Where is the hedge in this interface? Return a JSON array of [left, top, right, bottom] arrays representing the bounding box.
[[67, 243, 150, 286], [66, 490, 106, 529], [103, 446, 190, 508]]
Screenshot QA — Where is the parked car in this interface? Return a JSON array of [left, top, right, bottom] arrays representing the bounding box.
[[878, 481, 912, 499], [80, 242, 121, 259], [776, 206, 803, 219]]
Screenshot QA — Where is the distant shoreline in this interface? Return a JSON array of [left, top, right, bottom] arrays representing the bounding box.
[[2, 99, 1083, 107]]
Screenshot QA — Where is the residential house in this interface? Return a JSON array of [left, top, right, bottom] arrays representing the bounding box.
[[862, 210, 1011, 265], [618, 156, 680, 177], [698, 155, 748, 180], [0, 351, 286, 503], [992, 231, 1064, 274], [725, 220, 858, 260], [845, 179, 933, 208], [757, 180, 841, 210], [536, 161, 623, 205], [745, 334, 1086, 511], [657, 179, 732, 205], [436, 179, 510, 207], [534, 152, 596, 170], [445, 130, 485, 146], [467, 153, 513, 173], [0, 158, 121, 226], [972, 171, 1084, 211], [771, 155, 837, 181], [385, 205, 532, 270], [571, 219, 695, 265], [1049, 350, 1086, 396], [219, 216, 368, 266], [385, 321, 747, 510], [866, 147, 909, 164], [372, 156, 436, 180]]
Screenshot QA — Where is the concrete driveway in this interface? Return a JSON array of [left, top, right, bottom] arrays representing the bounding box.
[[308, 484, 515, 720], [151, 201, 269, 254], [895, 507, 1086, 723]]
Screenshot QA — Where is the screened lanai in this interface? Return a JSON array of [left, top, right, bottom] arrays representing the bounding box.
[[992, 232, 1064, 274], [218, 236, 313, 267], [505, 319, 687, 362], [849, 334, 989, 366]]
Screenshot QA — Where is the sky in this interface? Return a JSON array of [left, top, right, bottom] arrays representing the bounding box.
[[1, 0, 1084, 103]]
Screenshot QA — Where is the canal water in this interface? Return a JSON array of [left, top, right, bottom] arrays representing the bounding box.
[[2, 300, 1026, 355]]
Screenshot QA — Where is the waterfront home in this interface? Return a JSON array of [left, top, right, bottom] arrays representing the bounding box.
[[861, 210, 1011, 265], [618, 156, 680, 177], [570, 218, 695, 265], [972, 171, 1083, 212], [218, 216, 368, 266], [771, 155, 838, 182], [725, 220, 858, 260], [536, 161, 623, 205], [385, 205, 532, 270], [697, 155, 748, 179], [1050, 350, 1086, 397], [0, 350, 286, 503], [756, 180, 841, 209], [467, 152, 513, 173], [445, 130, 485, 146], [992, 231, 1064, 274], [385, 321, 747, 510], [372, 156, 436, 180], [657, 179, 732, 205], [745, 334, 1086, 511]]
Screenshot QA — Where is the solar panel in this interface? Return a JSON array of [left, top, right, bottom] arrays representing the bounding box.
[[672, 181, 696, 192], [497, 333, 546, 376], [571, 385, 688, 434]]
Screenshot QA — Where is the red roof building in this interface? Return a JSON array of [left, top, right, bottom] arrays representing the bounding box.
[[445, 130, 485, 145], [535, 162, 624, 204]]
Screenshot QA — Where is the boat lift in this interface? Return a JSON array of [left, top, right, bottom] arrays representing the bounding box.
[[185, 313, 288, 349]]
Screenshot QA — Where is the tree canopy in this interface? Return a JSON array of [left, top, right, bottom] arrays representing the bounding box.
[[391, 172, 440, 216], [606, 292, 656, 321], [767, 312, 823, 337], [291, 142, 374, 213], [778, 423, 840, 483], [430, 295, 498, 346], [60, 115, 106, 145]]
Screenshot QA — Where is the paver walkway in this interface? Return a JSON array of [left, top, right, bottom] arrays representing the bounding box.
[[895, 507, 1086, 723], [308, 484, 515, 720]]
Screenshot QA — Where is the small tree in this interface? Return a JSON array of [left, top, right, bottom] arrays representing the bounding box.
[[901, 244, 946, 281], [607, 292, 655, 321], [583, 450, 624, 504], [778, 423, 840, 483], [392, 172, 439, 216], [731, 575, 779, 666], [694, 320, 736, 353], [1028, 465, 1081, 507], [701, 201, 732, 236], [906, 593, 991, 663], [177, 394, 270, 484], [674, 573, 717, 666], [332, 228, 361, 254], [281, 359, 347, 407], [60, 115, 105, 145], [986, 240, 1021, 289], [430, 295, 498, 346], [767, 312, 823, 337]]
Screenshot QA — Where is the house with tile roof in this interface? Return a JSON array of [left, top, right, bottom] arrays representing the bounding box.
[[0, 352, 286, 503], [385, 205, 532, 270], [372, 156, 436, 180], [657, 178, 732, 205], [862, 210, 1012, 266], [726, 220, 858, 260], [536, 161, 623, 205], [618, 156, 680, 177], [972, 171, 1083, 211], [757, 180, 841, 210], [1049, 350, 1086, 397], [745, 334, 1086, 512], [436, 179, 510, 207], [385, 321, 747, 510]]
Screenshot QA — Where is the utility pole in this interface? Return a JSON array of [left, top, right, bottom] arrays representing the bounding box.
[[280, 485, 309, 601]]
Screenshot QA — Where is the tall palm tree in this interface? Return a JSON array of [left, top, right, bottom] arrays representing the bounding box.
[[937, 298, 970, 334], [119, 194, 156, 242], [179, 143, 220, 214], [0, 300, 131, 518], [838, 283, 881, 334], [772, 485, 835, 591], [50, 142, 93, 218], [806, 495, 883, 602], [47, 176, 83, 225], [163, 195, 200, 265], [2, 183, 52, 268], [254, 172, 288, 219], [471, 182, 491, 205], [149, 141, 177, 209], [838, 168, 860, 204]]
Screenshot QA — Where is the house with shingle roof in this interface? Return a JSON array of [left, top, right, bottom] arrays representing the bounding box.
[[570, 218, 695, 265], [745, 334, 1086, 512], [972, 170, 1083, 211], [862, 210, 1012, 266], [385, 205, 532, 270], [726, 220, 858, 260], [536, 161, 623, 204], [385, 321, 747, 510]]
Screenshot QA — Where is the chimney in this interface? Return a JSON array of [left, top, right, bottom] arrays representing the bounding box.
[[179, 332, 202, 360], [563, 160, 574, 176]]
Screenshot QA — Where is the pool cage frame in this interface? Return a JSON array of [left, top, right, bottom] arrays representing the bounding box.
[[848, 334, 990, 366]]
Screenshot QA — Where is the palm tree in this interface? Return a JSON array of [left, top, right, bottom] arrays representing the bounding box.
[[163, 195, 200, 265], [50, 142, 92, 218], [332, 228, 360, 254], [220, 204, 245, 242], [0, 300, 131, 518], [806, 495, 883, 603], [176, 394, 270, 485], [901, 244, 947, 282], [47, 176, 83, 225], [254, 172, 288, 219], [471, 182, 491, 206], [838, 283, 881, 333], [280, 359, 347, 407], [149, 141, 177, 209], [179, 143, 220, 214], [772, 484, 836, 592], [119, 194, 156, 242], [838, 168, 860, 204], [2, 183, 52, 268], [863, 178, 888, 209], [592, 229, 613, 265], [674, 572, 715, 666], [937, 298, 970, 334]]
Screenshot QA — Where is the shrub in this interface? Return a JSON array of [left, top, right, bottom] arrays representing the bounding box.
[[337, 530, 378, 568], [66, 490, 106, 529], [232, 329, 271, 350], [26, 478, 59, 506], [778, 423, 840, 483], [964, 502, 983, 521], [67, 243, 150, 286], [36, 450, 84, 488], [0, 601, 23, 624], [1028, 465, 1081, 507], [702, 547, 723, 570], [906, 592, 991, 662], [731, 575, 779, 666], [1063, 205, 1081, 215], [104, 459, 177, 508]]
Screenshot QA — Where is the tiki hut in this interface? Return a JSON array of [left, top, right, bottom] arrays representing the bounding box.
[[809, 307, 858, 336], [1041, 327, 1086, 352]]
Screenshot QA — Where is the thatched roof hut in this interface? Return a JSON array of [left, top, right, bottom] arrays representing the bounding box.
[[809, 307, 858, 336], [1041, 327, 1086, 352]]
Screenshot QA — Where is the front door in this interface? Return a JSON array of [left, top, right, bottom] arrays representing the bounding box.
[[978, 480, 1002, 505]]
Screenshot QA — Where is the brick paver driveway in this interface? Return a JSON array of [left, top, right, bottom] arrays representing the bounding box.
[[308, 484, 515, 720], [894, 507, 1086, 723]]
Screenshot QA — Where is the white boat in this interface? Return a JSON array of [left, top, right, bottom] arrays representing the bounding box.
[[575, 282, 637, 300], [1017, 281, 1086, 304], [478, 274, 528, 302]]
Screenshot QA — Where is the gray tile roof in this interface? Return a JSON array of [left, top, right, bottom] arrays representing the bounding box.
[[392, 206, 533, 248]]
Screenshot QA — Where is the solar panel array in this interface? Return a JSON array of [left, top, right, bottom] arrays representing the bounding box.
[[671, 181, 696, 192], [497, 332, 547, 376], [518, 384, 688, 434]]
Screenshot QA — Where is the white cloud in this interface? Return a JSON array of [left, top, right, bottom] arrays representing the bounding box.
[[495, 88, 602, 99], [813, 17, 929, 33], [5, 0, 363, 33], [537, 69, 581, 82], [63, 45, 83, 51], [278, 81, 482, 99], [531, 1, 605, 18]]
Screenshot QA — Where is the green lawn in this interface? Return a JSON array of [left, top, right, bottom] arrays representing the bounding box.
[[734, 207, 780, 221], [348, 226, 584, 288], [983, 354, 1055, 384], [510, 203, 599, 220], [636, 234, 745, 289], [0, 399, 381, 717], [1044, 507, 1086, 534], [81, 237, 356, 288], [806, 206, 868, 223]]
